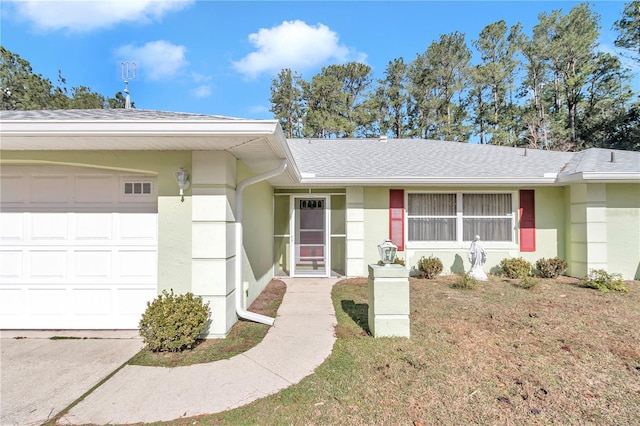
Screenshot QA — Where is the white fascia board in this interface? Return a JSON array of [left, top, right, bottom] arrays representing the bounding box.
[[267, 127, 302, 182], [558, 172, 640, 183], [0, 119, 281, 137], [298, 176, 560, 186]]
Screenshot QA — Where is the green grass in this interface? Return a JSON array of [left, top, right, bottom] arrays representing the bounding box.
[[165, 274, 640, 426]]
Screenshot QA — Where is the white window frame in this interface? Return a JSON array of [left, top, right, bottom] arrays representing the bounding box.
[[120, 177, 156, 203], [405, 191, 518, 249]]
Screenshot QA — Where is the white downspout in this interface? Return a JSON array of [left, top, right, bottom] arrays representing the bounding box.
[[235, 159, 288, 326]]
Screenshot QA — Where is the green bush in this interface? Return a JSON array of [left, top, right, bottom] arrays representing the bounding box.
[[377, 257, 406, 266], [515, 275, 538, 290], [499, 257, 532, 279], [580, 269, 628, 293], [139, 290, 211, 352], [452, 272, 477, 289], [535, 257, 568, 278], [418, 255, 443, 279]]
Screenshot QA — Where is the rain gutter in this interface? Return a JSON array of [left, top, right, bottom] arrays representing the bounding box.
[[235, 159, 288, 326]]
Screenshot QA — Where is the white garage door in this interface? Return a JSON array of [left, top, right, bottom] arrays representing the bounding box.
[[0, 165, 158, 329]]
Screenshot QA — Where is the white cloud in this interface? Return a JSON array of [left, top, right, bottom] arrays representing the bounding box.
[[190, 85, 212, 98], [9, 0, 193, 33], [232, 20, 367, 79], [114, 41, 188, 81]]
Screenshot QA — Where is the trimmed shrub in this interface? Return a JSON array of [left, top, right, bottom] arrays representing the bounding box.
[[418, 255, 443, 279], [139, 290, 211, 352], [515, 275, 538, 290], [377, 257, 406, 267], [580, 269, 628, 293], [535, 257, 568, 278], [499, 257, 532, 279], [393, 257, 406, 266], [452, 272, 477, 289]]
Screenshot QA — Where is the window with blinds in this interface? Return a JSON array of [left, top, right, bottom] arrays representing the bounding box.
[[408, 193, 513, 242]]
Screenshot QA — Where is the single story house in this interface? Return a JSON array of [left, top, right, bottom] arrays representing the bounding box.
[[1, 109, 639, 337]]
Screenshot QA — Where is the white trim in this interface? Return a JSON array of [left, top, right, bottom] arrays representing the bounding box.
[[299, 177, 559, 186]]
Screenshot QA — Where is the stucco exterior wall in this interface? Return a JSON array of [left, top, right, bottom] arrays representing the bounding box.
[[0, 150, 193, 294], [606, 183, 640, 279], [569, 183, 608, 278], [360, 186, 566, 277], [237, 161, 275, 307]]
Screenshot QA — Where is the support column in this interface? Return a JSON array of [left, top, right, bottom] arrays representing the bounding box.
[[570, 183, 607, 277], [191, 151, 238, 337], [368, 264, 410, 338], [346, 186, 365, 277]]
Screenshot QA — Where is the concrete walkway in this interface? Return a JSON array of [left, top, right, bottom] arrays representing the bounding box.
[[60, 277, 338, 425]]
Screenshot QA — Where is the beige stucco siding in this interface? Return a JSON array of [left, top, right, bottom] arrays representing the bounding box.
[[606, 183, 640, 279], [1, 150, 193, 294]]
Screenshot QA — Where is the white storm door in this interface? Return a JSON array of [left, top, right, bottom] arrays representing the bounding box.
[[291, 197, 330, 277]]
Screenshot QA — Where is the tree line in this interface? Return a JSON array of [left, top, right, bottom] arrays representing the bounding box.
[[270, 2, 640, 151], [1, 46, 132, 110]]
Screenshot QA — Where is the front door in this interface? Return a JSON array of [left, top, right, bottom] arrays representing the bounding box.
[[292, 197, 329, 276]]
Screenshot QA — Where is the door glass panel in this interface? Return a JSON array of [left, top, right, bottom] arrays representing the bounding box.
[[294, 198, 326, 275]]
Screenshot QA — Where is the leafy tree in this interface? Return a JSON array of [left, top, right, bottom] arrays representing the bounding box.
[[1, 46, 55, 110], [408, 32, 471, 141], [614, 1, 640, 65], [302, 62, 373, 138], [470, 21, 522, 145], [1, 46, 130, 110], [374, 58, 410, 138], [269, 68, 304, 138], [533, 4, 601, 148]]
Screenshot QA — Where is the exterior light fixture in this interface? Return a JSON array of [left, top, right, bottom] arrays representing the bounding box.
[[378, 238, 398, 265], [174, 167, 190, 202]]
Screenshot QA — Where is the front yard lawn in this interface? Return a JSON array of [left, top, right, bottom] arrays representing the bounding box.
[[194, 274, 640, 425]]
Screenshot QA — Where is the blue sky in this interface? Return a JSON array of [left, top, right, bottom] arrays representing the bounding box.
[[1, 1, 636, 119]]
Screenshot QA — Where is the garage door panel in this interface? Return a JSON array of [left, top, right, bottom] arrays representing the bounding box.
[[30, 176, 70, 204], [0, 288, 23, 314], [31, 214, 69, 240], [74, 251, 113, 278], [75, 214, 113, 240], [29, 288, 67, 314], [119, 214, 158, 241], [0, 213, 25, 240], [0, 251, 23, 278], [119, 251, 157, 279], [71, 288, 112, 314], [29, 251, 68, 278], [0, 175, 26, 203], [75, 175, 116, 203]]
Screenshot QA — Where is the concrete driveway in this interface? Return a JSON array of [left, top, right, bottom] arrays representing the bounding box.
[[0, 330, 142, 426]]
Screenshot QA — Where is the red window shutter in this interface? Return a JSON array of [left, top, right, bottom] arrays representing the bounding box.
[[389, 189, 404, 251], [519, 190, 536, 252]]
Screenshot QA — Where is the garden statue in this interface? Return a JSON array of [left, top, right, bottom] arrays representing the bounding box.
[[467, 235, 488, 281]]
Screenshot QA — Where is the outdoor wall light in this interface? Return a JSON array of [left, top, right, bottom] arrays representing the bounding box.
[[378, 238, 398, 265], [174, 167, 190, 202]]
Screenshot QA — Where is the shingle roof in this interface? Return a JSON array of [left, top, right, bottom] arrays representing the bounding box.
[[0, 109, 237, 121], [559, 148, 640, 176], [286, 138, 576, 183]]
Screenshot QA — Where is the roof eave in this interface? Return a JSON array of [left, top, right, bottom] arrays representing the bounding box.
[[558, 172, 640, 184], [0, 119, 281, 139], [298, 176, 561, 186]]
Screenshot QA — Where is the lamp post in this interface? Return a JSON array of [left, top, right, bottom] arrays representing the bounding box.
[[368, 238, 409, 338]]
